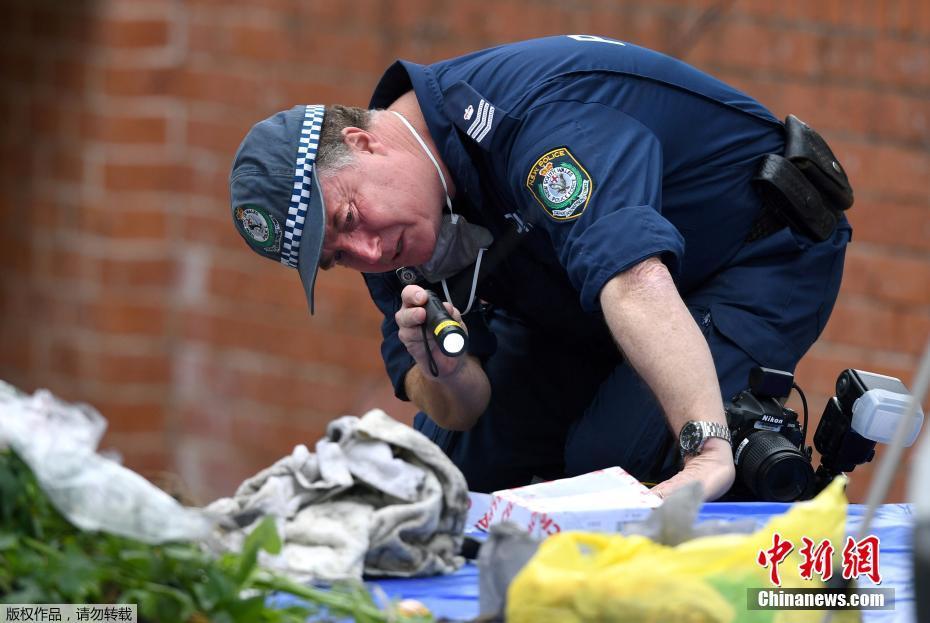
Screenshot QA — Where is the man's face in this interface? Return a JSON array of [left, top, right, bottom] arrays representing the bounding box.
[[317, 133, 443, 274]]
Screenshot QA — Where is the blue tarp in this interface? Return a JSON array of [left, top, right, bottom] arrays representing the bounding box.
[[371, 502, 916, 622]]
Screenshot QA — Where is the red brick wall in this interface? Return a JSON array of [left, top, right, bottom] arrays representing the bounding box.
[[1, 0, 927, 503]]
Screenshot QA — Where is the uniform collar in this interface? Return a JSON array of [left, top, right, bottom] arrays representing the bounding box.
[[370, 60, 484, 211]]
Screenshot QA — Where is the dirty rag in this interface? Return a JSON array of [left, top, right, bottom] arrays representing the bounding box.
[[206, 409, 469, 582]]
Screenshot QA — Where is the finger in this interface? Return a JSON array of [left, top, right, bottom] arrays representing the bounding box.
[[653, 459, 734, 502], [401, 285, 428, 307], [397, 324, 429, 344], [650, 472, 695, 501], [652, 464, 711, 500], [442, 301, 465, 324], [395, 305, 427, 329]]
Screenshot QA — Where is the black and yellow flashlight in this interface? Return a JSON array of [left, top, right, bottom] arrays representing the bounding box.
[[423, 290, 467, 357]]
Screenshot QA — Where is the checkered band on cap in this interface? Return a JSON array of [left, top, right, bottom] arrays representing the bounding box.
[[281, 104, 325, 269]]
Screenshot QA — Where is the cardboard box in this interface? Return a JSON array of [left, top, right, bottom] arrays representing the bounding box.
[[475, 467, 662, 538]]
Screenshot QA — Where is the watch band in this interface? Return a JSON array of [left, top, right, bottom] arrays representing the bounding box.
[[699, 421, 731, 444]]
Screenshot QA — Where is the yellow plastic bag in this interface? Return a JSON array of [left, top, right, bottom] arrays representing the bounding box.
[[507, 478, 859, 623]]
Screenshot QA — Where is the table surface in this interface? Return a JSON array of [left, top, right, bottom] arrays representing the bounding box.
[[371, 501, 917, 623]]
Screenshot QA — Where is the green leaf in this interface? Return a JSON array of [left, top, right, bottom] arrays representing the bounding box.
[[192, 567, 237, 611], [142, 582, 198, 622], [118, 548, 153, 562], [250, 516, 283, 555], [115, 548, 155, 578], [120, 588, 160, 620], [3, 586, 47, 605], [54, 547, 103, 599], [272, 605, 316, 622], [224, 594, 267, 623], [0, 532, 18, 550], [163, 543, 204, 562], [236, 516, 281, 585]]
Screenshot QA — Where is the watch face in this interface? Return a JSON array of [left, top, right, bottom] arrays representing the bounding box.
[[680, 421, 703, 453]]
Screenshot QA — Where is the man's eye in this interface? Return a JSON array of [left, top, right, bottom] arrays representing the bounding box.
[[345, 208, 355, 227], [333, 250, 344, 264]]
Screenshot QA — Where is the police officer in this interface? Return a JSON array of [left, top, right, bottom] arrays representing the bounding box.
[[229, 35, 851, 501]]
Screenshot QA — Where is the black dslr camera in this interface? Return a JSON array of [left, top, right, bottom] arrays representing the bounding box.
[[724, 366, 919, 502]]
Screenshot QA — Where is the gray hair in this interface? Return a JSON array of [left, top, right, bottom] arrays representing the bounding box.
[[315, 105, 382, 176]]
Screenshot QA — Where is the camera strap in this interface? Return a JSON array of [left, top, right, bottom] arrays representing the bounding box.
[[749, 115, 854, 242]]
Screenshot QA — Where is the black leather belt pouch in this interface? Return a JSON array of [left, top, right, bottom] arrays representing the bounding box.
[[753, 115, 854, 241]]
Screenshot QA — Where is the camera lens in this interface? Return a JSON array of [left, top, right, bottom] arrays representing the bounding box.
[[738, 431, 813, 502]]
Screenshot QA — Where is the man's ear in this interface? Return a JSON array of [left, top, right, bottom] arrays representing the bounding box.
[[342, 127, 385, 155]]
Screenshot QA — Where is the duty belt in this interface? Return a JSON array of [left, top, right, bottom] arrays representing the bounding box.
[[748, 115, 854, 243]]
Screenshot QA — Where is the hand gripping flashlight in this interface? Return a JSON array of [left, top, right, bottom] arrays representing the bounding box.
[[423, 290, 467, 357]]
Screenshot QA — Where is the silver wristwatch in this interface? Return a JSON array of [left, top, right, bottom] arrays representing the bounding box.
[[679, 420, 732, 456]]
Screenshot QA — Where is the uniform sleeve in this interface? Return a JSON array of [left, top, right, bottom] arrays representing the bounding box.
[[503, 101, 685, 312], [361, 272, 497, 402], [362, 272, 415, 401]]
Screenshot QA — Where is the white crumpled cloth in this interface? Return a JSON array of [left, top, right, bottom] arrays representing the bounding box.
[[0, 381, 214, 543], [206, 409, 469, 582]]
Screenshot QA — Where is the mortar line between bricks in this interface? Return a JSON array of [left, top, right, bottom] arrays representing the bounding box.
[[187, 305, 392, 350], [37, 328, 178, 355], [836, 292, 930, 314], [834, 301, 930, 323], [853, 190, 930, 209], [208, 347, 372, 385], [722, 9, 930, 45], [33, 285, 176, 311], [855, 189, 930, 206], [806, 344, 927, 375], [847, 241, 930, 262], [41, 377, 172, 402], [699, 64, 930, 99], [348, 17, 930, 51], [177, 394, 348, 424]]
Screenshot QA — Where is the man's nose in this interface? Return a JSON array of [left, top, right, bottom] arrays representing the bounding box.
[[345, 232, 381, 263]]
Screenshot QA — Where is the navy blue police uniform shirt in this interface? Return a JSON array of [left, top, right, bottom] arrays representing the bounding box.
[[362, 35, 786, 401]]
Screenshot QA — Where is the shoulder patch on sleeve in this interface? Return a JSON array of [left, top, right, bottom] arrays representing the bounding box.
[[525, 147, 593, 221]]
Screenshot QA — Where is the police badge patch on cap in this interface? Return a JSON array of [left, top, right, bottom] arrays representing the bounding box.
[[234, 204, 282, 254], [525, 147, 593, 221]]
